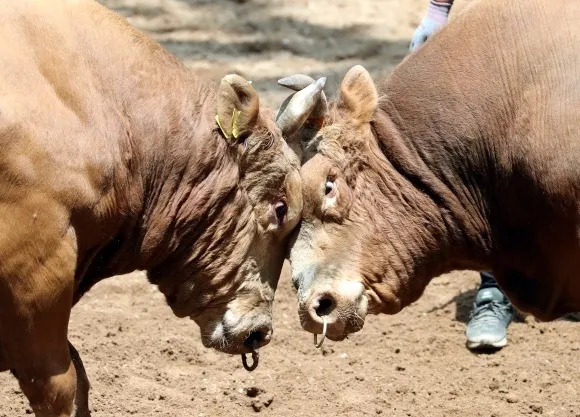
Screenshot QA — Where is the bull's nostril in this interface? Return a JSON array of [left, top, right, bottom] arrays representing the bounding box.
[[315, 296, 335, 317], [244, 331, 268, 349]]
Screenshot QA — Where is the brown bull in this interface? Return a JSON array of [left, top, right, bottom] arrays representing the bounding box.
[[284, 0, 580, 342], [0, 0, 325, 415]]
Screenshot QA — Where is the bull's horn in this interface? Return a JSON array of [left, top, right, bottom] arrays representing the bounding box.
[[278, 74, 317, 90], [278, 74, 328, 121], [275, 77, 326, 137]]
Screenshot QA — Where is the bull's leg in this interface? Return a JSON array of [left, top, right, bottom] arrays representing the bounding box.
[[17, 361, 77, 417], [0, 230, 79, 417], [3, 288, 77, 417], [68, 342, 91, 417]]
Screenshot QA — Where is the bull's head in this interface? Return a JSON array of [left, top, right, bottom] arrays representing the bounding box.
[[149, 74, 326, 355], [282, 66, 418, 341]]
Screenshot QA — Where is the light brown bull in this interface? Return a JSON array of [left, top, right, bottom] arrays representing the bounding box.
[[284, 0, 580, 342], [0, 0, 325, 415]]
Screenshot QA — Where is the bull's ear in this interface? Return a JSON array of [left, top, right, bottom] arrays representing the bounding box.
[[216, 74, 259, 143], [339, 65, 378, 124]]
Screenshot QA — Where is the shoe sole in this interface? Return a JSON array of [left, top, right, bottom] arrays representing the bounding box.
[[466, 337, 507, 350]]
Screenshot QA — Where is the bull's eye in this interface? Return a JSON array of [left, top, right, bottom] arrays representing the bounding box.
[[324, 180, 335, 196], [274, 201, 288, 224]]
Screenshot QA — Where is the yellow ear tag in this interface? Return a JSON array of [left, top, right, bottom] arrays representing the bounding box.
[[215, 114, 232, 140], [231, 108, 242, 139]]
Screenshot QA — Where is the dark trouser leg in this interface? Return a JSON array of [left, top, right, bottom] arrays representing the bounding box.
[[479, 271, 501, 290]]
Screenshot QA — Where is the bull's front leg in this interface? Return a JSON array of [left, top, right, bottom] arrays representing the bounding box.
[[0, 226, 81, 417], [4, 288, 77, 417], [69, 342, 91, 417]]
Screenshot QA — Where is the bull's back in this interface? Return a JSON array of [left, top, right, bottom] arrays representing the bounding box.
[[398, 0, 580, 180], [453, 0, 580, 136], [0, 0, 131, 211], [466, 0, 580, 201]]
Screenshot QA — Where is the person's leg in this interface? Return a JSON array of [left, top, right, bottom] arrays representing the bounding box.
[[466, 271, 514, 350], [479, 271, 500, 289]]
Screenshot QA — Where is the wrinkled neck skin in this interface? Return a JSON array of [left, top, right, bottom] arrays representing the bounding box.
[[362, 64, 502, 314], [72, 13, 246, 314], [135, 83, 249, 317], [359, 105, 491, 314]]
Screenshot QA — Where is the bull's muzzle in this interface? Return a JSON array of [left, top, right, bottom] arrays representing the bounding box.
[[299, 281, 368, 341]]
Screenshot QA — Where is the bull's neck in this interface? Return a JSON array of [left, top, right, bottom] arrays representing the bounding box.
[[373, 62, 499, 293], [125, 69, 228, 272], [75, 22, 233, 291]]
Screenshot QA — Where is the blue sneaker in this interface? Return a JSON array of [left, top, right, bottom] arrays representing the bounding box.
[[466, 287, 513, 350]]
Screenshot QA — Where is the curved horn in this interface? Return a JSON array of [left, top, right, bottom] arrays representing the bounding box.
[[278, 74, 328, 121], [278, 74, 316, 90], [275, 76, 326, 137]]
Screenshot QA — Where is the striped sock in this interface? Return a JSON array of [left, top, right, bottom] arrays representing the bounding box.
[[427, 0, 452, 24]]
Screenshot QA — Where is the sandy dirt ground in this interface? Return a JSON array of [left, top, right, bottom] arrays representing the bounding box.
[[2, 0, 580, 416]]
